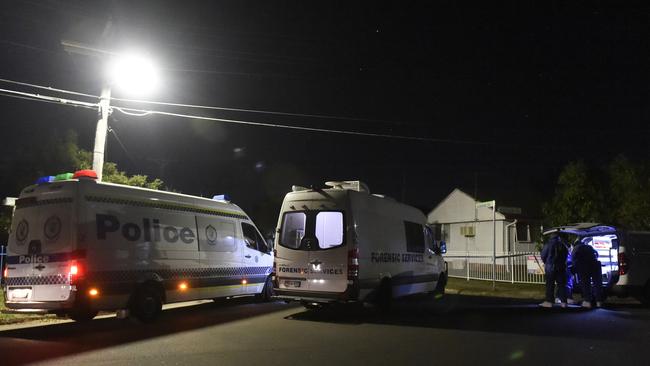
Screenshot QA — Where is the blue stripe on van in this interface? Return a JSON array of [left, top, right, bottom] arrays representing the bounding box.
[[5, 250, 86, 265]]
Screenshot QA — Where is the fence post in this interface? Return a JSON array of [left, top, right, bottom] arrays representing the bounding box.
[[492, 203, 496, 289], [509, 253, 517, 283]]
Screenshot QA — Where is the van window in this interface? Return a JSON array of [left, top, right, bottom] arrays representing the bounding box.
[[404, 221, 425, 253], [280, 212, 307, 249], [199, 219, 236, 252], [241, 222, 269, 253], [315, 211, 344, 249]]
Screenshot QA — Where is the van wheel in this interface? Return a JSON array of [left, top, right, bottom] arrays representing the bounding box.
[[256, 276, 274, 302], [376, 278, 393, 311], [68, 307, 98, 322], [130, 285, 163, 323]]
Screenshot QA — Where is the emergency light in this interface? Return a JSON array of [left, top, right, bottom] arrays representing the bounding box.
[[73, 170, 98, 179], [213, 194, 230, 201], [55, 172, 74, 181], [36, 176, 55, 184], [35, 172, 83, 184]]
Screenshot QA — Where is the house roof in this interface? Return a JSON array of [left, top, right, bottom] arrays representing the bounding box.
[[428, 187, 540, 221]]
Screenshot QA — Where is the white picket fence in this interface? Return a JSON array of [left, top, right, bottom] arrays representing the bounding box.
[[444, 251, 545, 284]]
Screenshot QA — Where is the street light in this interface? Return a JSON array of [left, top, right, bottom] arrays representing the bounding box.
[[62, 40, 160, 181], [91, 52, 159, 181]]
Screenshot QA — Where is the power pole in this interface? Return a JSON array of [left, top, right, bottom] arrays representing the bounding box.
[[92, 86, 111, 181]]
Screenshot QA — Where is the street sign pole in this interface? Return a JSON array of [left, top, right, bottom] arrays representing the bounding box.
[[492, 202, 496, 290], [476, 200, 497, 290]]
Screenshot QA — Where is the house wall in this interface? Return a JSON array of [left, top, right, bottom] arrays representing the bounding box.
[[445, 220, 507, 254], [428, 189, 529, 255]]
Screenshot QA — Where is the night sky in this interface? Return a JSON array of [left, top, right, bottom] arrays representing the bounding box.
[[1, 1, 649, 231]]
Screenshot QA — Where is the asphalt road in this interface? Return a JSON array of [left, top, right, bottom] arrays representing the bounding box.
[[1, 294, 649, 366]]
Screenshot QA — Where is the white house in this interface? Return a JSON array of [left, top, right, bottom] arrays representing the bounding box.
[[427, 189, 541, 256]]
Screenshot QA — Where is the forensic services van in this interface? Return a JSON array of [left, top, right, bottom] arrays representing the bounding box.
[[273, 181, 447, 308], [3, 170, 274, 322]]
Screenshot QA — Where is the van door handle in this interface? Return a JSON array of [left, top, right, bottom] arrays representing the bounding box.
[[245, 255, 252, 258]]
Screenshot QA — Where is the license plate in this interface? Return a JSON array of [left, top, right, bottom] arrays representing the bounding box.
[[284, 280, 301, 288], [10, 287, 32, 301]]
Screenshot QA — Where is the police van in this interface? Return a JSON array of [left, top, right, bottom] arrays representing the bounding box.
[[3, 170, 274, 322], [273, 181, 447, 308], [544, 223, 650, 305]]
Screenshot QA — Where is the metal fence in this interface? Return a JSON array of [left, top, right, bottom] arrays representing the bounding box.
[[444, 251, 545, 284], [0, 245, 5, 284]]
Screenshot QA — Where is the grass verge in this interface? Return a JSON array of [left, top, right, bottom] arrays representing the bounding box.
[[0, 295, 56, 325], [446, 277, 545, 300]]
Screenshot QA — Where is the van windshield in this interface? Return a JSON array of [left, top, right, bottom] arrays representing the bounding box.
[[279, 210, 344, 250]]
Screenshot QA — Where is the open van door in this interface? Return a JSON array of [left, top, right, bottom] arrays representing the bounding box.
[[544, 223, 619, 285]]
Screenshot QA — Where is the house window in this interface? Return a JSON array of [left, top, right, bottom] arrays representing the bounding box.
[[516, 223, 530, 242]]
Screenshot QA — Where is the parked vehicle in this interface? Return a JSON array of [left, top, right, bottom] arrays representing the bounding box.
[[3, 170, 273, 322], [544, 223, 650, 304], [273, 180, 447, 309]]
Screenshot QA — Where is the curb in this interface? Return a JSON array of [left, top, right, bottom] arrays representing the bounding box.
[[446, 287, 542, 300]]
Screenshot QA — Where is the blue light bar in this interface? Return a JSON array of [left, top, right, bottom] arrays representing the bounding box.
[[36, 176, 55, 184], [213, 194, 230, 201]]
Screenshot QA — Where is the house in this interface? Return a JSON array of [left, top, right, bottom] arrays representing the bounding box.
[[427, 188, 541, 255]]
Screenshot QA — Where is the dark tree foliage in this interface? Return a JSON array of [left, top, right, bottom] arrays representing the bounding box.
[[543, 157, 650, 230]]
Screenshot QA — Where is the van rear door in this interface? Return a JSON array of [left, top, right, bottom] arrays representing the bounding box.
[[276, 211, 310, 291], [276, 211, 347, 294], [305, 211, 347, 293], [6, 191, 76, 303]]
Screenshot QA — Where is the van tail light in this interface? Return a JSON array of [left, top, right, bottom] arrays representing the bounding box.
[[618, 252, 629, 275], [68, 261, 82, 284], [348, 248, 359, 279], [3, 266, 7, 278]]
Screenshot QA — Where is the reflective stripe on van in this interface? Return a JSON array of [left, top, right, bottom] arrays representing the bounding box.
[[15, 197, 73, 210], [5, 275, 69, 286]]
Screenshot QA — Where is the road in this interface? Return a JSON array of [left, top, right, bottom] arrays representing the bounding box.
[[1, 294, 649, 366]]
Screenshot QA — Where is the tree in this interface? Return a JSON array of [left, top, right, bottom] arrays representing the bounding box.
[[607, 155, 650, 230], [542, 160, 605, 226], [1, 130, 164, 243], [74, 149, 163, 190]]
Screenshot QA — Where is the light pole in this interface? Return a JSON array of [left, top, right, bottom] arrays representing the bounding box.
[[92, 86, 111, 181]]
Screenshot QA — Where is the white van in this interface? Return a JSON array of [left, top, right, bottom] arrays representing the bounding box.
[[544, 223, 650, 304], [273, 181, 447, 308], [3, 170, 274, 322]]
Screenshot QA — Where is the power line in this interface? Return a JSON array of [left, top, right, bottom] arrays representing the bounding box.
[[111, 105, 493, 146], [108, 124, 138, 169], [0, 83, 555, 150], [0, 87, 98, 109], [0, 78, 99, 100], [111, 96, 402, 125], [0, 77, 399, 124], [0, 91, 96, 110]]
